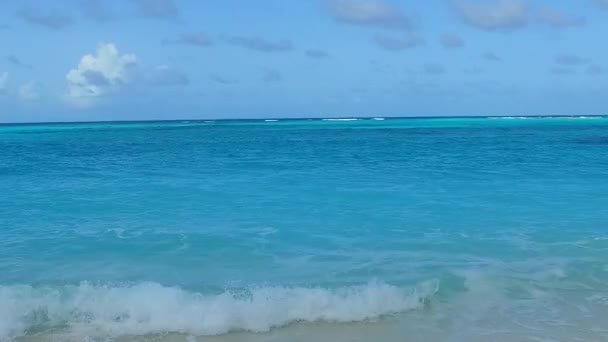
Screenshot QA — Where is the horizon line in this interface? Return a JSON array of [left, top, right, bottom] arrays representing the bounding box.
[[1, 114, 607, 126]]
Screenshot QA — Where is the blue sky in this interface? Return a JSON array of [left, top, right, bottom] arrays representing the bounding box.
[[1, 0, 607, 122]]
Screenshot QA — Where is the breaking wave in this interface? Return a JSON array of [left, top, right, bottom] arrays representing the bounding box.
[[0, 280, 438, 340]]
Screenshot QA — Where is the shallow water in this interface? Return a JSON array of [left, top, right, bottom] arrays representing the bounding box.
[[1, 117, 608, 341]]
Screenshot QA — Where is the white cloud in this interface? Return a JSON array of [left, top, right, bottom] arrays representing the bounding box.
[[482, 51, 502, 61], [162, 32, 212, 47], [537, 7, 584, 28], [440, 33, 464, 48], [0, 72, 7, 92], [424, 63, 446, 75], [224, 36, 293, 52], [587, 65, 604, 76], [305, 49, 330, 59], [374, 34, 423, 51], [326, 0, 411, 30], [65, 43, 137, 106], [597, 0, 608, 10], [18, 81, 40, 101], [555, 54, 588, 66], [452, 0, 528, 31], [80, 0, 115, 23], [262, 68, 282, 82], [17, 6, 72, 30], [131, 0, 178, 20]]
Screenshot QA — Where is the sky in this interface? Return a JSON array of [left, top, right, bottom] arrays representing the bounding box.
[[1, 0, 608, 122]]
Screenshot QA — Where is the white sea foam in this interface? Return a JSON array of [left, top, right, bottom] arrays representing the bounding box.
[[489, 116, 531, 120], [489, 115, 605, 120], [0, 280, 438, 340], [322, 118, 359, 121], [372, 117, 385, 121], [565, 116, 604, 119], [264, 119, 279, 122]]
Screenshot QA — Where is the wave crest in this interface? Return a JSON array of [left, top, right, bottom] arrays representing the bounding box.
[[0, 280, 438, 340]]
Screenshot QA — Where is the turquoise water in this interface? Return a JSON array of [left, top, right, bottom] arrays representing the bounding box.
[[1, 116, 608, 341]]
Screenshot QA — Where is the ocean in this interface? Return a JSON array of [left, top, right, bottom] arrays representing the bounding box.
[[1, 116, 608, 341]]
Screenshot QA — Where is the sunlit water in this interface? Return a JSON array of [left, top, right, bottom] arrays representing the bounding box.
[[1, 117, 608, 341]]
